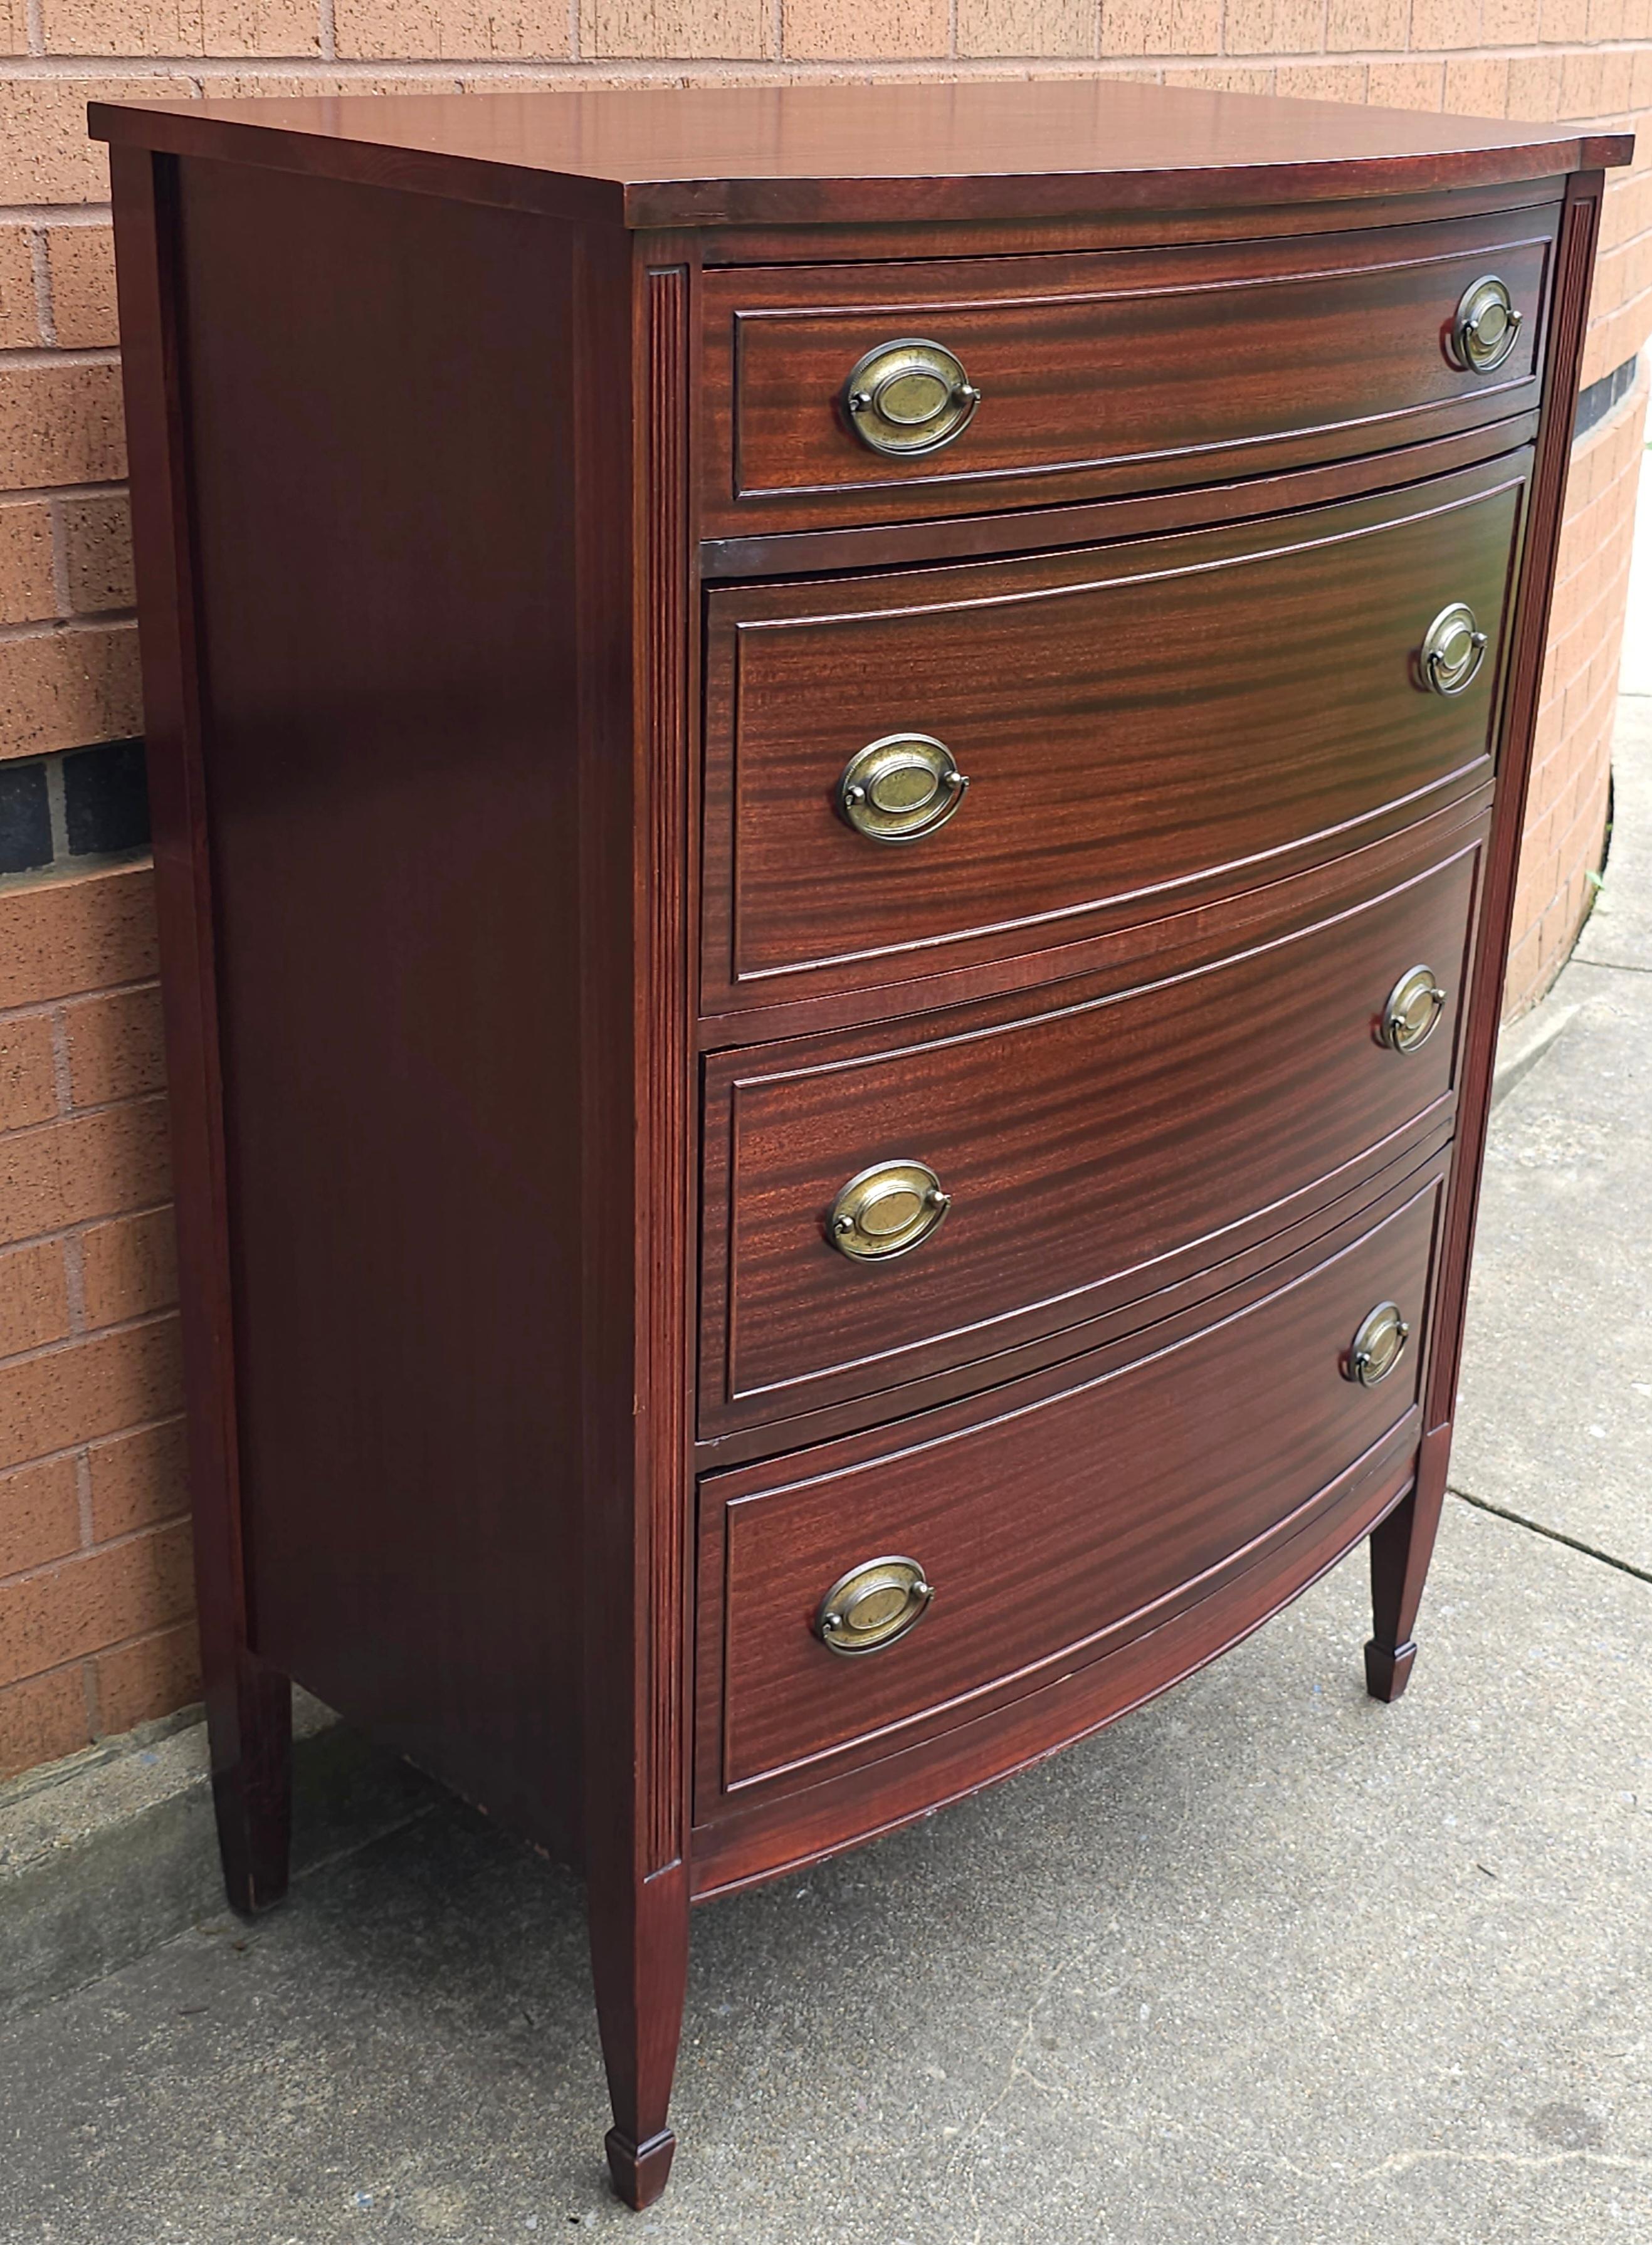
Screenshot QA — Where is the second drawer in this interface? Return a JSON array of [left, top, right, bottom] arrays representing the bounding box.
[[699, 818, 1483, 1434], [703, 450, 1525, 1016]]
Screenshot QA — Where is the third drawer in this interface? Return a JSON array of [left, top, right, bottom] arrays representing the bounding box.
[[698, 810, 1485, 1437]]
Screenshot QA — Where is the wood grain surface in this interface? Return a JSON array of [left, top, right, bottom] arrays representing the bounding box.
[[700, 833, 1481, 1431], [698, 1165, 1444, 1810], [702, 209, 1554, 532], [692, 1430, 1420, 1897], [703, 452, 1526, 1016], [169, 157, 592, 1858]]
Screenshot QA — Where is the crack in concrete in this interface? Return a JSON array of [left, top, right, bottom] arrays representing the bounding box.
[[1573, 955, 1652, 975], [1448, 1485, 1652, 1587]]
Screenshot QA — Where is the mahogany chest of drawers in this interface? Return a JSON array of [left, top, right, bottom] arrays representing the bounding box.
[[95, 80, 1631, 2209]]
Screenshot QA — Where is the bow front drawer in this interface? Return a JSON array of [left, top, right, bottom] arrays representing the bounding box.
[[703, 452, 1524, 1017], [701, 206, 1555, 535], [698, 822, 1481, 1435], [697, 1165, 1444, 1811]]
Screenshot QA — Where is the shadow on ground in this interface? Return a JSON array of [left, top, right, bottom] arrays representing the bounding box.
[[2, 1489, 1648, 2244]]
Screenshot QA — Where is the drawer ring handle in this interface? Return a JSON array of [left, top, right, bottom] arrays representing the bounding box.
[[1419, 602, 1488, 697], [1447, 274, 1523, 375], [843, 338, 981, 458], [1379, 964, 1448, 1054], [838, 732, 969, 844], [817, 1556, 934, 1656], [1345, 1301, 1412, 1387], [829, 1159, 952, 1263]]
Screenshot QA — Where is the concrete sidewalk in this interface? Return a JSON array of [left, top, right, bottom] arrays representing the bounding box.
[[2, 708, 1648, 2244]]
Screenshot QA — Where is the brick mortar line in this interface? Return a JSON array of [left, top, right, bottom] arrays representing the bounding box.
[[0, 344, 121, 367], [1, 46, 1651, 77], [0, 1218, 174, 1291], [0, 1508, 192, 1598], [0, 472, 123, 498], [1449, 1483, 1652, 1586], [45, 460, 72, 622], [0, 206, 112, 223], [0, 1200, 177, 1268], [0, 979, 159, 1032], [0, 1407, 181, 1485], [72, 1443, 94, 1557], [0, 1614, 196, 1700], [0, 1299, 176, 1371], [0, 602, 136, 629], [76, 1635, 98, 1731], [0, 613, 137, 643], [0, 1196, 176, 1257], [24, 222, 50, 352], [0, 1072, 166, 1120], [0, 848, 152, 897]]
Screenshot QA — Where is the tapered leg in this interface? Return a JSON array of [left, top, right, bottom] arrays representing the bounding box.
[[1365, 1425, 1452, 1702], [588, 1859, 690, 2210], [204, 1649, 293, 1916]]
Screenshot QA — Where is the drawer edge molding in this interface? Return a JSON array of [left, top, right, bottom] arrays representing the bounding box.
[[698, 413, 1543, 582]]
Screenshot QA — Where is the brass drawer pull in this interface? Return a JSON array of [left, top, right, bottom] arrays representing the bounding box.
[[1345, 1300, 1411, 1387], [1419, 601, 1488, 697], [838, 732, 969, 844], [816, 1556, 934, 1656], [844, 338, 981, 457], [829, 1159, 952, 1262], [1447, 274, 1523, 374], [1379, 964, 1448, 1054]]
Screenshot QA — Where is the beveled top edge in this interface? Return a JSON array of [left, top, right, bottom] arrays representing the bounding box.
[[88, 80, 1634, 231]]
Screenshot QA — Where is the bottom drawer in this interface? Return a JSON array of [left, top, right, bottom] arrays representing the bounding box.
[[696, 1162, 1445, 1821]]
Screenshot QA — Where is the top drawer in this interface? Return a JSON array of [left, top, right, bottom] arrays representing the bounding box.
[[700, 206, 1556, 535]]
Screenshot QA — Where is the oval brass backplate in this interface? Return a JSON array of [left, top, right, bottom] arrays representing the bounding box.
[[1345, 1300, 1412, 1387], [1447, 274, 1523, 374], [816, 1555, 934, 1656], [1379, 963, 1448, 1054], [1419, 601, 1488, 697], [829, 1159, 952, 1263], [838, 732, 969, 844], [843, 338, 980, 458]]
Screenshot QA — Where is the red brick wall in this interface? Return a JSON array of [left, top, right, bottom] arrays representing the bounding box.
[[1507, 367, 1648, 1016], [1, 13, 1649, 1781], [1, 865, 193, 1779]]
